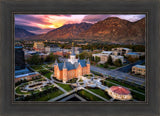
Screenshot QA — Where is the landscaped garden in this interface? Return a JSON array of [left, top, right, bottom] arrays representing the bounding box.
[[77, 90, 103, 101], [16, 87, 64, 101], [87, 88, 111, 100], [15, 86, 31, 95], [66, 78, 78, 83]]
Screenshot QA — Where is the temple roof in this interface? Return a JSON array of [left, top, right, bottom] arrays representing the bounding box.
[[58, 59, 87, 71]]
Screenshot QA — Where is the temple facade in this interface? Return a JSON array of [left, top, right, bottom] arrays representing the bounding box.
[[54, 46, 90, 83]]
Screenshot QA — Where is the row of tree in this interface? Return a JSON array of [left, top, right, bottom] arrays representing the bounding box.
[[27, 54, 59, 65]]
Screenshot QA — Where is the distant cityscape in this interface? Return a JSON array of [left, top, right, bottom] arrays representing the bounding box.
[[14, 14, 146, 102]]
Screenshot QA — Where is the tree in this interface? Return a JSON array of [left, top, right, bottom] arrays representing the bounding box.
[[107, 55, 113, 65], [103, 61, 108, 68], [114, 59, 122, 67], [27, 54, 43, 65], [45, 53, 55, 62], [95, 56, 100, 63], [91, 56, 94, 61], [127, 56, 139, 63]]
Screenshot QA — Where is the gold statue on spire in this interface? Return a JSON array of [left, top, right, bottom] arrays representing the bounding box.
[[72, 42, 74, 47]]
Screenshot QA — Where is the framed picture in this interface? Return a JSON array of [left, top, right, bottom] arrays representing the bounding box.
[[0, 0, 160, 116]]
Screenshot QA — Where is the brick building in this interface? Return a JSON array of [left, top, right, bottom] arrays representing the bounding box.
[[132, 65, 146, 76], [33, 42, 44, 52], [54, 47, 90, 83]]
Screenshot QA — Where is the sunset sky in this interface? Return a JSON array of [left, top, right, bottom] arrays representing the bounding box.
[[15, 14, 145, 34]]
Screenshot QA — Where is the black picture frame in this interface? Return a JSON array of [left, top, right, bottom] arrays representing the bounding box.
[[0, 0, 160, 116]]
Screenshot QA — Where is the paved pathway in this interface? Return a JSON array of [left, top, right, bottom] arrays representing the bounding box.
[[48, 88, 80, 102], [59, 94, 87, 102]]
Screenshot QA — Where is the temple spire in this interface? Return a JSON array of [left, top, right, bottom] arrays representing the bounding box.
[[71, 42, 75, 55], [87, 58, 90, 64], [72, 42, 74, 47], [63, 60, 67, 69], [54, 59, 58, 65]]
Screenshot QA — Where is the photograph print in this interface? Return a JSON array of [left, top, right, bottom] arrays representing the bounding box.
[[14, 14, 146, 102]]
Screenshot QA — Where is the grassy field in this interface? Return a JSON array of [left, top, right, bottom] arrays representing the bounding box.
[[44, 72, 53, 79], [30, 65, 44, 71], [56, 83, 73, 92], [35, 89, 64, 101], [101, 80, 116, 87], [87, 88, 111, 100], [131, 91, 145, 101], [77, 90, 103, 101]]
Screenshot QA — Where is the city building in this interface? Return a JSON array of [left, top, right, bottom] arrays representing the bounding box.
[[33, 42, 44, 52], [110, 55, 124, 63], [62, 49, 71, 53], [45, 45, 61, 53], [111, 47, 132, 55], [132, 65, 146, 75], [108, 86, 132, 100], [74, 47, 82, 54], [54, 46, 90, 83], [125, 52, 145, 58], [24, 50, 48, 60], [15, 46, 25, 70], [15, 67, 40, 83], [53, 50, 69, 57], [92, 51, 124, 64], [15, 72, 40, 83]]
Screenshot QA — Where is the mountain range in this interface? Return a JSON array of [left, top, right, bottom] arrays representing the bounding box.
[[15, 17, 145, 44], [15, 27, 36, 38]]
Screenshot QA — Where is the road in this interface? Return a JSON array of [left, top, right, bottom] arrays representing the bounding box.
[[91, 65, 145, 86]]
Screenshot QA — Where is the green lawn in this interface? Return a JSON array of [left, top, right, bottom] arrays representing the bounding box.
[[87, 88, 111, 100], [35, 89, 64, 101], [131, 91, 145, 101], [44, 72, 53, 79], [78, 79, 83, 82], [77, 90, 103, 101], [56, 83, 73, 92], [101, 80, 116, 87], [31, 65, 44, 71], [105, 79, 145, 93]]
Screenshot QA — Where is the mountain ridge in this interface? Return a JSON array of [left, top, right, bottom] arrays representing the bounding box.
[[15, 27, 36, 39], [15, 17, 145, 44]]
